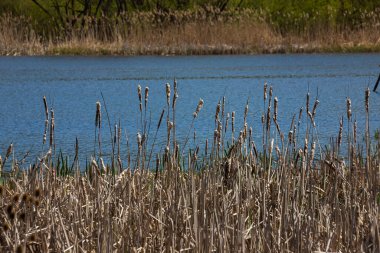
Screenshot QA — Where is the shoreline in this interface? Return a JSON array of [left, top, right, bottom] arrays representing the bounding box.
[[3, 43, 380, 56]]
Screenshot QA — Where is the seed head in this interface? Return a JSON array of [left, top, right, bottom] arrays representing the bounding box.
[[95, 101, 101, 128], [166, 83, 171, 106], [346, 97, 352, 120], [264, 82, 267, 101], [144, 87, 149, 108], [365, 87, 370, 113], [193, 99, 204, 118]]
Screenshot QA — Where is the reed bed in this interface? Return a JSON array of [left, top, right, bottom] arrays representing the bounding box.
[[0, 82, 379, 252], [1, 7, 380, 55]]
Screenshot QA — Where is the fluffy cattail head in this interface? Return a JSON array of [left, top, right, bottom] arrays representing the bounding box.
[[193, 99, 204, 118], [346, 97, 352, 120], [137, 85, 142, 102], [137, 132, 142, 150], [264, 82, 268, 101], [166, 83, 171, 106], [338, 116, 343, 147], [273, 97, 278, 121], [306, 92, 310, 113]]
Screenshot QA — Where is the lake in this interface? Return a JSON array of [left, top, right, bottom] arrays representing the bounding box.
[[0, 54, 379, 166]]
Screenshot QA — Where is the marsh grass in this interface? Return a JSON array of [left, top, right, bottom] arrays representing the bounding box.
[[0, 82, 379, 252], [1, 8, 380, 56]]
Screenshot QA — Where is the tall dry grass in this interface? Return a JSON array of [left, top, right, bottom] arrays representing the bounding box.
[[1, 8, 380, 55], [0, 82, 379, 252]]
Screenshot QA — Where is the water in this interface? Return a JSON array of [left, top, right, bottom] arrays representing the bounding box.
[[0, 54, 379, 166]]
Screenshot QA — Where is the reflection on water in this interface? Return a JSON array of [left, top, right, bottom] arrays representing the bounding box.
[[0, 54, 379, 165]]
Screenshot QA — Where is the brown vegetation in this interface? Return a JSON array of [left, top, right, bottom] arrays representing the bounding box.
[[1, 8, 380, 55], [0, 82, 379, 252]]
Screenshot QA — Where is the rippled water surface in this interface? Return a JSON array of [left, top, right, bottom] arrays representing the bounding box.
[[0, 54, 379, 164]]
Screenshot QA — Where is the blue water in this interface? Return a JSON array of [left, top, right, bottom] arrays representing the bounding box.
[[0, 54, 379, 166]]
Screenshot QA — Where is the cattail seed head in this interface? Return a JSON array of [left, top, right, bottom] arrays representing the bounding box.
[[306, 92, 310, 113], [137, 85, 142, 102], [215, 102, 221, 122], [273, 97, 278, 121], [312, 99, 319, 118], [225, 113, 229, 132], [138, 85, 142, 111], [288, 130, 293, 143], [365, 87, 370, 113], [166, 83, 171, 106], [193, 99, 204, 118], [144, 87, 149, 108], [231, 111, 235, 133], [338, 116, 343, 147], [264, 82, 268, 101], [137, 132, 142, 150], [346, 97, 352, 120], [95, 101, 101, 128], [269, 86, 273, 99], [354, 120, 357, 143]]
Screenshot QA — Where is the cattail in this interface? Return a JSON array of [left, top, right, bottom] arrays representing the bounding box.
[[244, 101, 249, 123], [99, 157, 106, 173], [354, 120, 357, 144], [311, 99, 319, 118], [266, 105, 271, 131], [306, 92, 310, 113], [205, 139, 208, 155], [50, 109, 55, 148], [172, 80, 178, 109], [338, 116, 343, 147], [225, 113, 229, 132], [166, 83, 171, 106], [95, 101, 101, 128], [43, 96, 48, 144], [365, 87, 370, 113], [222, 96, 225, 119], [231, 111, 235, 133], [261, 114, 264, 124], [273, 97, 278, 122], [137, 85, 142, 112], [304, 138, 308, 156], [264, 82, 268, 101], [310, 141, 316, 167], [288, 130, 293, 143], [137, 132, 142, 150], [144, 87, 149, 108], [167, 121, 173, 132], [298, 107, 303, 125], [215, 101, 221, 122], [193, 98, 204, 118], [346, 97, 352, 120], [269, 86, 273, 100]]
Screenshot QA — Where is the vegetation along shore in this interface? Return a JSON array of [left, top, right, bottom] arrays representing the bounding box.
[[0, 82, 379, 252], [1, 0, 380, 55]]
